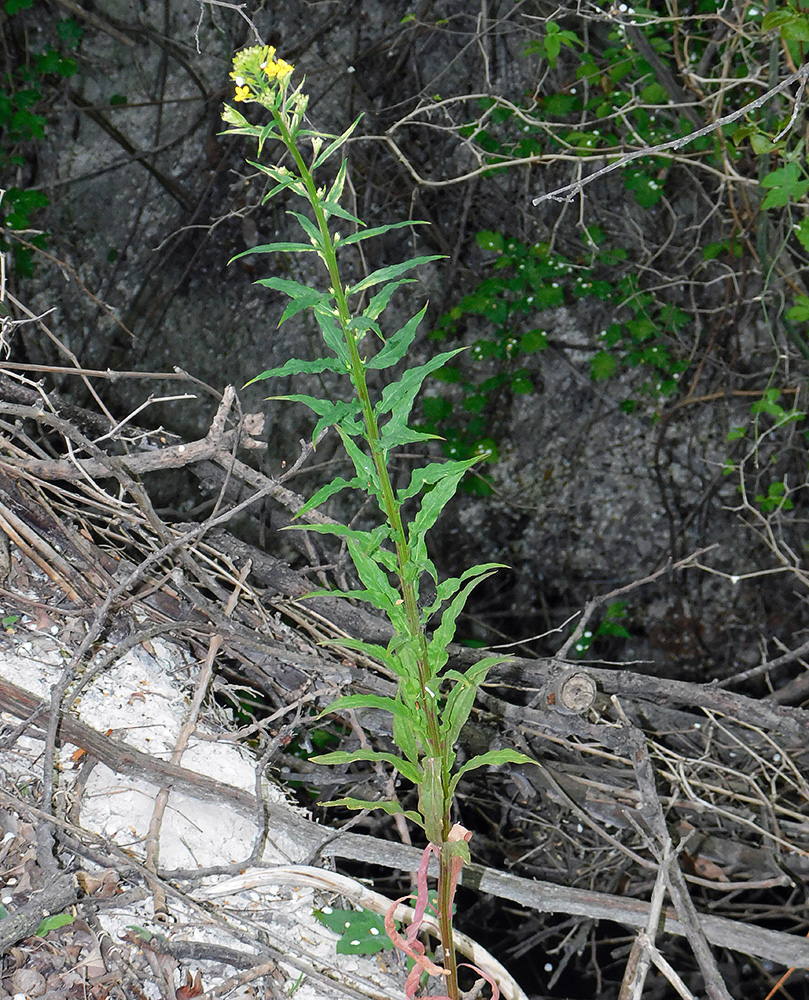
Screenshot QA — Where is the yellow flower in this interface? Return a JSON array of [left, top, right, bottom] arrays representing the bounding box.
[[234, 84, 250, 102], [263, 54, 294, 80]]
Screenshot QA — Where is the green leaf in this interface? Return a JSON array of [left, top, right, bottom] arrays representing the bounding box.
[[318, 797, 424, 826], [591, 350, 618, 380], [421, 562, 505, 619], [406, 465, 474, 574], [760, 163, 809, 209], [427, 568, 503, 673], [267, 395, 363, 445], [230, 241, 318, 262], [318, 636, 390, 661], [347, 256, 446, 297], [245, 357, 344, 385], [5, 0, 34, 13], [762, 10, 797, 29], [314, 906, 393, 955], [795, 220, 809, 253], [367, 306, 427, 370], [287, 210, 325, 250], [337, 426, 379, 490], [311, 749, 423, 784], [311, 115, 363, 170], [787, 295, 809, 323], [476, 230, 504, 253], [750, 133, 781, 155], [321, 199, 363, 225], [419, 756, 446, 844], [253, 277, 330, 325], [398, 457, 479, 503], [376, 347, 466, 422], [441, 655, 507, 751], [448, 749, 536, 798], [295, 475, 363, 516], [337, 219, 428, 248], [346, 537, 403, 619], [362, 280, 415, 324], [520, 328, 548, 353], [36, 913, 74, 936], [312, 301, 352, 368], [319, 693, 419, 732]]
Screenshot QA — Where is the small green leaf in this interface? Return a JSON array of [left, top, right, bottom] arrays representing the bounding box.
[[787, 295, 809, 323], [520, 328, 548, 353], [314, 907, 394, 954], [591, 350, 618, 380], [35, 913, 74, 936]]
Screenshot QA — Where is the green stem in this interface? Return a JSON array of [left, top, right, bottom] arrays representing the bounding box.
[[274, 102, 459, 1000]]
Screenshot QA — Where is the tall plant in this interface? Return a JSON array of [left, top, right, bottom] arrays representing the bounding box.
[[222, 46, 532, 1000]]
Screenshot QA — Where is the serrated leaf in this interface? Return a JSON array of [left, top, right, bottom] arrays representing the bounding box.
[[311, 749, 423, 784], [427, 568, 503, 673], [397, 457, 479, 502], [309, 302, 350, 368], [591, 350, 618, 380], [292, 521, 390, 545], [376, 348, 467, 432], [362, 281, 415, 325], [448, 749, 536, 798], [318, 635, 390, 660], [321, 199, 362, 225], [347, 256, 446, 297], [795, 220, 809, 253], [406, 465, 473, 571], [347, 537, 403, 620], [337, 426, 379, 491], [295, 475, 363, 517], [244, 357, 344, 385], [253, 277, 329, 325], [421, 562, 505, 619], [267, 395, 362, 446], [367, 305, 427, 370]]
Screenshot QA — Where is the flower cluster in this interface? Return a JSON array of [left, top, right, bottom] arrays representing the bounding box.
[[229, 44, 294, 102]]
